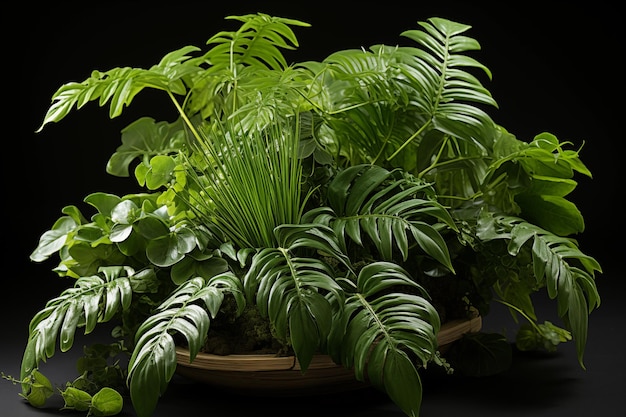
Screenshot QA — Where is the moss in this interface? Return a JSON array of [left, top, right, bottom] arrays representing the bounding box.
[[203, 297, 291, 355]]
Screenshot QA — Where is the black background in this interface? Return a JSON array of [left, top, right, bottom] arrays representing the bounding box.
[[4, 2, 624, 416]]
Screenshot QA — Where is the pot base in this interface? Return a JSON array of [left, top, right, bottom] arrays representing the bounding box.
[[175, 310, 481, 396]]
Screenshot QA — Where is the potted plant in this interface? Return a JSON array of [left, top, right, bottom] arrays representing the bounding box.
[[13, 12, 601, 417]]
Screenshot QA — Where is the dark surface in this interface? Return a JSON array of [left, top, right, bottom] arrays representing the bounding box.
[[5, 2, 623, 416]]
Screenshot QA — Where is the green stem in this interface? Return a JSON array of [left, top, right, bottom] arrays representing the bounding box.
[[167, 91, 203, 143], [495, 299, 542, 334], [387, 120, 431, 162]]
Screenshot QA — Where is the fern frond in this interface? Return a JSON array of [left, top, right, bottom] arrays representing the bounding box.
[[127, 274, 243, 417], [308, 47, 423, 166], [396, 17, 497, 142], [20, 266, 135, 392], [306, 17, 497, 168]]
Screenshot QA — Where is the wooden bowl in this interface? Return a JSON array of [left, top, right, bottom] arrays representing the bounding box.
[[175, 310, 481, 396]]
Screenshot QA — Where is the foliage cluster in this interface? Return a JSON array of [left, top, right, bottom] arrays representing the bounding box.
[[17, 13, 600, 417]]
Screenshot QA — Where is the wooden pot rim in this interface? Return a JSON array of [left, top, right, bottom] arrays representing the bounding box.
[[176, 309, 482, 372]]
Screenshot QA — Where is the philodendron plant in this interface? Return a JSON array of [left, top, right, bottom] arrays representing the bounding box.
[[13, 12, 601, 417]]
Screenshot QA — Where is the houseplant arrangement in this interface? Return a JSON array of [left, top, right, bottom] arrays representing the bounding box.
[[13, 12, 601, 417]]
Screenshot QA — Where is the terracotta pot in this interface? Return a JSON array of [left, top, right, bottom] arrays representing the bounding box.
[[175, 310, 481, 396]]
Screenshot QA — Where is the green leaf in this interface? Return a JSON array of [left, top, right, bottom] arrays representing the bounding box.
[[91, 387, 124, 416], [479, 213, 601, 368], [206, 13, 309, 71], [244, 245, 343, 364], [328, 164, 455, 271], [332, 263, 439, 417], [20, 269, 134, 383], [381, 349, 423, 417], [133, 215, 170, 240], [145, 155, 178, 189], [289, 293, 330, 371], [107, 117, 188, 177], [29, 216, 78, 262], [110, 200, 140, 225], [145, 226, 197, 267], [524, 175, 578, 197], [37, 46, 203, 132], [20, 370, 54, 408], [128, 333, 177, 417], [128, 277, 239, 417], [516, 193, 584, 236], [61, 386, 92, 412], [515, 321, 571, 353], [85, 193, 123, 218]]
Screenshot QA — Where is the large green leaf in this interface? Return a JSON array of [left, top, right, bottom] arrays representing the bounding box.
[[333, 262, 440, 417], [478, 212, 601, 367], [128, 275, 243, 417], [21, 267, 135, 392], [328, 164, 455, 271], [515, 193, 584, 236], [37, 45, 202, 131], [244, 242, 343, 371]]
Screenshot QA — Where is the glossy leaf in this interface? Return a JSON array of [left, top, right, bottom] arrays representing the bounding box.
[[145, 226, 197, 267], [328, 164, 455, 271], [37, 45, 203, 131], [29, 216, 78, 262], [245, 246, 341, 366], [333, 262, 440, 417], [128, 275, 242, 417], [20, 267, 134, 389]]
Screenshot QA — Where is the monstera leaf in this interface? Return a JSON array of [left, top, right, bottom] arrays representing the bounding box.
[[21, 266, 136, 391], [127, 274, 243, 417], [331, 262, 440, 417], [243, 223, 346, 371], [327, 164, 456, 271]]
